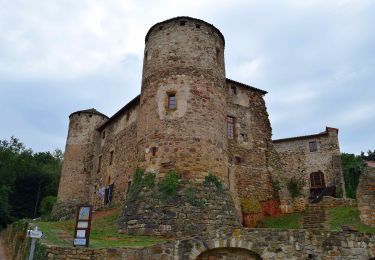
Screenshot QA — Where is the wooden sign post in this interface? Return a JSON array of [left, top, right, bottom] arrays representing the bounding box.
[[73, 205, 93, 247]]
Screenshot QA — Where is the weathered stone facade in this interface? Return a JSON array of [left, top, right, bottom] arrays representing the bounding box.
[[273, 127, 345, 210], [54, 17, 345, 235]]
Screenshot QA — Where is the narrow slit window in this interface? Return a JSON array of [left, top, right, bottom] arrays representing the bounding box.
[[229, 86, 237, 95], [309, 141, 317, 152], [168, 93, 176, 110], [151, 147, 158, 156], [109, 151, 114, 165], [227, 116, 235, 139], [216, 47, 221, 64], [98, 155, 102, 173], [235, 156, 242, 164]]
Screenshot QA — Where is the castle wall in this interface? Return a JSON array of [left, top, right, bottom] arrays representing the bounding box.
[[137, 17, 228, 182], [225, 80, 281, 221], [90, 104, 139, 208], [273, 128, 344, 198]]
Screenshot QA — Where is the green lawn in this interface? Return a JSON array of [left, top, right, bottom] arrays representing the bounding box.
[[36, 208, 164, 248], [263, 213, 302, 229], [327, 206, 375, 233], [262, 206, 375, 233]]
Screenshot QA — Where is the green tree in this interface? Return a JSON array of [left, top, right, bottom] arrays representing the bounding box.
[[360, 150, 375, 161], [341, 153, 366, 199], [0, 137, 62, 229]]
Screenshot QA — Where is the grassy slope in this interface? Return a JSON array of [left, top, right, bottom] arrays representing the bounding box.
[[263, 213, 302, 229], [327, 206, 375, 233], [36, 208, 164, 248], [263, 206, 375, 233]]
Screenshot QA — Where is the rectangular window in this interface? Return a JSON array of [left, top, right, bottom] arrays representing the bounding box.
[[229, 86, 236, 95], [109, 151, 114, 165], [151, 147, 158, 156], [98, 155, 102, 173], [227, 116, 235, 139], [309, 141, 317, 152], [168, 93, 176, 110]]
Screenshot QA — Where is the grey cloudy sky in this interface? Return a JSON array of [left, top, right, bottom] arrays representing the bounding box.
[[0, 0, 374, 154]]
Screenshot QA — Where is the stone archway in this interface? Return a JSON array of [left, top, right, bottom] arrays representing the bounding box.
[[196, 247, 261, 260]]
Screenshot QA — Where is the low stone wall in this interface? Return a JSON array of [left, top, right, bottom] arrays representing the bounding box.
[[3, 222, 375, 259], [357, 172, 375, 227]]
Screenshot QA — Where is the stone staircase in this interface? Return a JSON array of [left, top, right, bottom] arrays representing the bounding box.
[[302, 204, 326, 229]]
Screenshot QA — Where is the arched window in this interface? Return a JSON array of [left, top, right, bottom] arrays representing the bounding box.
[[310, 171, 325, 189]]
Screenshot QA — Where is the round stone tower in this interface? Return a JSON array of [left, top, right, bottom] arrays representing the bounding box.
[[119, 17, 240, 237], [137, 16, 228, 182], [52, 109, 107, 220]]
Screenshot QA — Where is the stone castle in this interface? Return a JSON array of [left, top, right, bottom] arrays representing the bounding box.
[[53, 17, 345, 235]]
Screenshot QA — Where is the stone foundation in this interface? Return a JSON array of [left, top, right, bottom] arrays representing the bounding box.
[[118, 184, 241, 236]]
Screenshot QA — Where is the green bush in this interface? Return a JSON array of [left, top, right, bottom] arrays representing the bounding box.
[[341, 153, 366, 199], [203, 173, 223, 191], [287, 177, 305, 198], [127, 168, 145, 201], [143, 172, 155, 189], [39, 195, 57, 218], [158, 171, 181, 202], [241, 198, 261, 214]]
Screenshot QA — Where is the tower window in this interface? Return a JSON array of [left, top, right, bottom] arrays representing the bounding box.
[[309, 141, 317, 152], [216, 47, 221, 64], [229, 86, 237, 95], [235, 156, 242, 164], [109, 151, 114, 165], [98, 155, 102, 173], [102, 131, 106, 139], [180, 20, 186, 26], [195, 23, 201, 29], [167, 93, 176, 110], [151, 147, 158, 156], [227, 116, 235, 139]]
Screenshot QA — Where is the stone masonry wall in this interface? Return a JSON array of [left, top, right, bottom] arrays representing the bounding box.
[[357, 171, 375, 227], [226, 80, 278, 217], [273, 128, 344, 199], [91, 105, 139, 208], [118, 184, 241, 237]]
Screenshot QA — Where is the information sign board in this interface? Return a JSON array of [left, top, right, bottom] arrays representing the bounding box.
[[73, 205, 93, 247]]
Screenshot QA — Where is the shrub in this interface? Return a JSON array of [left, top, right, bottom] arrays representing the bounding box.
[[143, 172, 155, 189], [158, 171, 181, 202], [241, 198, 261, 214], [271, 179, 281, 199], [287, 177, 305, 198], [39, 196, 57, 218], [127, 168, 145, 201], [203, 173, 223, 191]]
